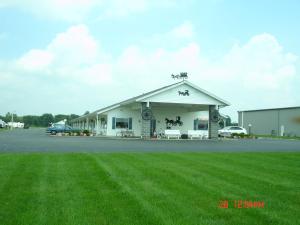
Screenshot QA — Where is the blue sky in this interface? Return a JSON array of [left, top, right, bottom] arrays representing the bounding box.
[[0, 0, 300, 121]]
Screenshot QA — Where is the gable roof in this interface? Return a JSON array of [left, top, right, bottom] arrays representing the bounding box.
[[72, 80, 230, 121], [238, 106, 300, 113], [136, 80, 230, 105]]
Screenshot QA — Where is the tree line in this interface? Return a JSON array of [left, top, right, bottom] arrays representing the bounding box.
[[0, 113, 80, 127]]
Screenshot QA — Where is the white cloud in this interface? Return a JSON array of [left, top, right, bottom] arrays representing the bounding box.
[[141, 21, 196, 50], [171, 21, 195, 39], [220, 33, 297, 92], [18, 49, 53, 71], [0, 24, 299, 118], [15, 24, 112, 89], [113, 33, 299, 118], [47, 24, 101, 66]]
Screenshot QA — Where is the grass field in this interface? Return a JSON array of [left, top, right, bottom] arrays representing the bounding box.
[[0, 152, 299, 225]]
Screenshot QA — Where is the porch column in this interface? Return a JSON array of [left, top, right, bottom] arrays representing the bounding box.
[[96, 114, 99, 135], [141, 102, 151, 138], [209, 105, 219, 139]]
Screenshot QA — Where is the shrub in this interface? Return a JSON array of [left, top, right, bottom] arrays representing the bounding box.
[[83, 130, 90, 136], [181, 134, 188, 139]]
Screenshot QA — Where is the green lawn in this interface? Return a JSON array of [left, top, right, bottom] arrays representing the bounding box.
[[0, 152, 299, 225], [254, 134, 300, 140]]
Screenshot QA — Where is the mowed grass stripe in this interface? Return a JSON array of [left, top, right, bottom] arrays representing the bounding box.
[[69, 153, 162, 225], [95, 154, 237, 224], [91, 155, 170, 225], [93, 154, 208, 225], [162, 153, 298, 224], [0, 154, 44, 225], [0, 153, 299, 225], [93, 153, 267, 225], [169, 153, 299, 209], [96, 153, 298, 224]]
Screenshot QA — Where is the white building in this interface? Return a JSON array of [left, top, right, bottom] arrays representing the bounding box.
[[71, 80, 230, 138], [0, 119, 7, 128], [7, 122, 24, 128], [50, 119, 67, 127]]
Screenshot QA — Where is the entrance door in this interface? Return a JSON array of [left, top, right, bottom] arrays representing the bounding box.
[[150, 119, 156, 137]]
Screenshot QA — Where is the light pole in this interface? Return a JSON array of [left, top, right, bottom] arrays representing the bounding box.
[[10, 111, 15, 130]]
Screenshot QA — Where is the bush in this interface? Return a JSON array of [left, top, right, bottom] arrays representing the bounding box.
[[231, 133, 239, 138], [83, 130, 90, 136], [181, 134, 188, 139]]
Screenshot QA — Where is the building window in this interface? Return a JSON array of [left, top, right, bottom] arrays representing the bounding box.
[[116, 118, 129, 128], [194, 119, 208, 130], [112, 117, 132, 129]]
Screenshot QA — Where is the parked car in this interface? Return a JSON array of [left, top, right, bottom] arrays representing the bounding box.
[[218, 126, 247, 137], [46, 124, 73, 135], [0, 119, 7, 128]]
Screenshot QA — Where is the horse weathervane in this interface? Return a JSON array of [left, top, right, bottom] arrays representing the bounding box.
[[171, 72, 188, 80]]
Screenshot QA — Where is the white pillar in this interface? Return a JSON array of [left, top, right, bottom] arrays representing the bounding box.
[[96, 114, 99, 135]]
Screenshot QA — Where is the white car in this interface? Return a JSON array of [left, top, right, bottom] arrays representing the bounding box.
[[218, 126, 247, 137]]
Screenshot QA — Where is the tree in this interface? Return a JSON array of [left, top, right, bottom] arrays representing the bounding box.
[[54, 114, 67, 123], [4, 112, 19, 123], [40, 113, 54, 127], [218, 115, 232, 128], [23, 115, 40, 127], [70, 114, 80, 120], [1, 113, 80, 127]]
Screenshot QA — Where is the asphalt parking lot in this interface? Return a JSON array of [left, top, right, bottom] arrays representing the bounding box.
[[0, 128, 300, 152]]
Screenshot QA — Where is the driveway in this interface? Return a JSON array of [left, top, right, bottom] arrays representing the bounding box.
[[0, 128, 300, 152]]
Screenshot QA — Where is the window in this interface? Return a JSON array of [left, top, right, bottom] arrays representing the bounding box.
[[54, 124, 64, 128], [194, 119, 208, 130], [230, 127, 242, 130], [112, 117, 132, 130], [116, 118, 129, 128]]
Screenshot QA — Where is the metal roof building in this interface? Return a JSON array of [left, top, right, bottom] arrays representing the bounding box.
[[238, 106, 300, 136]]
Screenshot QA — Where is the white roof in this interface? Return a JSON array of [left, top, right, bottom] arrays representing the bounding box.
[[72, 80, 230, 121]]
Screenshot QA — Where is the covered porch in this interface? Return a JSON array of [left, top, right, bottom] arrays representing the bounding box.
[[70, 80, 229, 139]]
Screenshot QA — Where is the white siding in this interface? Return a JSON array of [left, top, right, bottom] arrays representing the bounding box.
[[106, 106, 142, 136], [105, 104, 208, 136], [152, 105, 208, 134], [140, 84, 223, 105]]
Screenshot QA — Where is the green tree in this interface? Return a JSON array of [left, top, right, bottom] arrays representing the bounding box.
[[70, 114, 80, 120], [40, 113, 54, 127], [4, 112, 19, 123], [23, 115, 40, 127], [54, 114, 67, 123]]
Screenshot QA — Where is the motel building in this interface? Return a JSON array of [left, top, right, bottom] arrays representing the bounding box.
[[71, 80, 230, 139]]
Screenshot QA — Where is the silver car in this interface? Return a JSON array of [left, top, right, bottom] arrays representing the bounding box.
[[218, 126, 247, 137]]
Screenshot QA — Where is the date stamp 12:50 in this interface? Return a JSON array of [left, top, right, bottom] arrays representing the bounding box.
[[218, 200, 265, 209]]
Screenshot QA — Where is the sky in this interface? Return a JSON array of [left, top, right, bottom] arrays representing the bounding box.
[[0, 0, 300, 121]]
